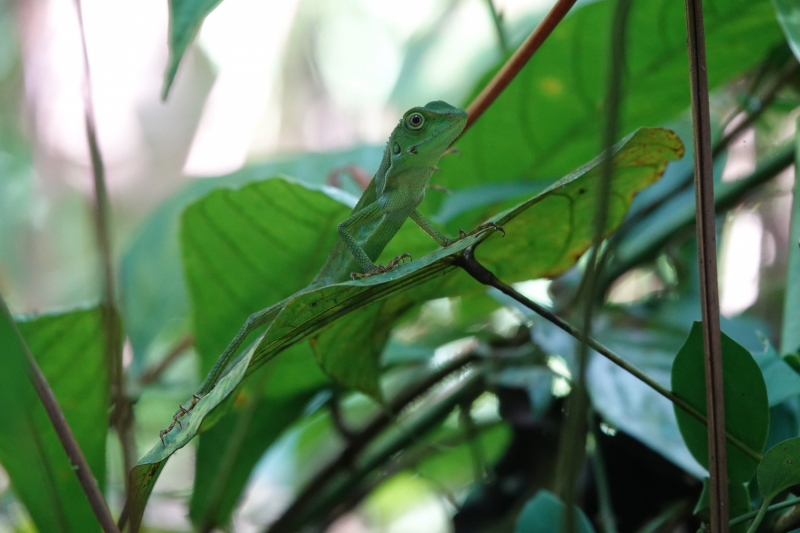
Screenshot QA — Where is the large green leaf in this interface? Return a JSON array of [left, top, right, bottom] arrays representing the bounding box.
[[434, 0, 782, 205], [179, 179, 343, 528], [671, 322, 770, 483], [163, 0, 224, 99], [120, 145, 381, 371], [773, 0, 800, 62], [125, 127, 682, 531], [0, 299, 111, 533], [181, 177, 354, 369], [515, 490, 595, 533]]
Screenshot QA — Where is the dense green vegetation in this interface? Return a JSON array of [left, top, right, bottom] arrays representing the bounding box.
[[2, 0, 800, 531]]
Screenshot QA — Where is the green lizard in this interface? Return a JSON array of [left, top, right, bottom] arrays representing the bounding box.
[[160, 100, 503, 443]]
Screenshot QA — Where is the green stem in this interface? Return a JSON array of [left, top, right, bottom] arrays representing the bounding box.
[[745, 498, 772, 533], [730, 496, 800, 527]]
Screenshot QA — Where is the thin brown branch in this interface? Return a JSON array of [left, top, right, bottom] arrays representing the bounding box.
[[684, 0, 728, 531], [0, 299, 120, 533], [462, 0, 578, 134], [72, 0, 136, 493], [139, 335, 195, 385], [319, 421, 501, 529], [266, 350, 480, 533], [456, 246, 762, 464]]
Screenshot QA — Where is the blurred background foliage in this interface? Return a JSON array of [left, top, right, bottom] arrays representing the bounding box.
[[2, 0, 800, 531]]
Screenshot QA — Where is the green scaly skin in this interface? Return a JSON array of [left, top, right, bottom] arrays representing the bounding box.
[[161, 101, 503, 443]]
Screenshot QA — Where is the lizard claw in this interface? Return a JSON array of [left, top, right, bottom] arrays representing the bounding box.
[[351, 253, 412, 280], [442, 147, 461, 157], [426, 183, 452, 195], [447, 222, 505, 246], [159, 393, 205, 446]]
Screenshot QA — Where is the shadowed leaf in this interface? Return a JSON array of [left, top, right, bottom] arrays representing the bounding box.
[[672, 322, 769, 483]]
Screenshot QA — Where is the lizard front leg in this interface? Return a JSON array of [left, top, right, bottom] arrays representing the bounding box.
[[338, 202, 411, 280], [410, 210, 504, 247]]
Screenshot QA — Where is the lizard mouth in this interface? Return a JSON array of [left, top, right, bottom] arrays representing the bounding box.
[[407, 118, 465, 155]]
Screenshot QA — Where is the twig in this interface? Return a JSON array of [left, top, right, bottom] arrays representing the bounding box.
[[265, 350, 480, 533], [462, 0, 578, 134], [268, 371, 487, 533], [1, 298, 121, 533], [72, 0, 136, 493], [684, 0, 728, 528], [139, 335, 195, 385], [713, 61, 799, 159], [319, 423, 503, 528], [556, 2, 631, 530], [456, 247, 762, 464]]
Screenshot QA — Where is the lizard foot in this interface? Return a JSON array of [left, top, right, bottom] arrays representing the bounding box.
[[447, 222, 505, 246], [426, 183, 452, 194], [351, 253, 412, 280], [160, 394, 203, 446]]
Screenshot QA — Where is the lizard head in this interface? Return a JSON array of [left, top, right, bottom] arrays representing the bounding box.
[[388, 101, 467, 169]]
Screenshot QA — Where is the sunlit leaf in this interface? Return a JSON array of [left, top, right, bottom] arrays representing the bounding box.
[[0, 299, 112, 533], [120, 146, 382, 371]]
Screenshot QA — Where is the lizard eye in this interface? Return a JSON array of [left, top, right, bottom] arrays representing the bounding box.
[[393, 142, 401, 155], [406, 113, 424, 130]]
